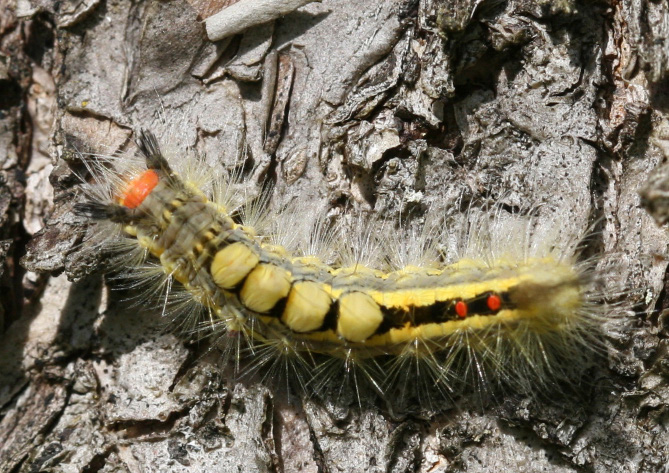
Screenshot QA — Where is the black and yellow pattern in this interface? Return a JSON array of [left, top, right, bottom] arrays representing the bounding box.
[[77, 131, 587, 363]]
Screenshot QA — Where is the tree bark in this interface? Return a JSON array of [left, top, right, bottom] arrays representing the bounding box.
[[2, 0, 669, 471]]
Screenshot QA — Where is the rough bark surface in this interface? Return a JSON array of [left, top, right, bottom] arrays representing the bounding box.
[[1, 0, 669, 472]]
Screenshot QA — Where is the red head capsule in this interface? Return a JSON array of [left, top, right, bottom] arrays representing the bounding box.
[[487, 294, 502, 311], [455, 300, 468, 318], [119, 169, 159, 209]]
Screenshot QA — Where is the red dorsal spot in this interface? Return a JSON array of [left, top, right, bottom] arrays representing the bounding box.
[[455, 300, 468, 318], [487, 293, 502, 311], [120, 169, 159, 209]]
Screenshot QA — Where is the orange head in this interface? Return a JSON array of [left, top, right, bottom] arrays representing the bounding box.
[[119, 169, 159, 209]]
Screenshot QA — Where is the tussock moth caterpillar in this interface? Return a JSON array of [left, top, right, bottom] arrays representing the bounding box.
[[73, 128, 619, 407]]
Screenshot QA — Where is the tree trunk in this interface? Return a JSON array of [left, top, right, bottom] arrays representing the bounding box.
[[2, 0, 669, 471]]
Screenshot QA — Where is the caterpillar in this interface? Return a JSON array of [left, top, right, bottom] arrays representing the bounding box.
[[73, 128, 615, 406]]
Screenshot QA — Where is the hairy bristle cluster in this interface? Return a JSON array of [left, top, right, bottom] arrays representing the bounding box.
[[73, 129, 614, 406]]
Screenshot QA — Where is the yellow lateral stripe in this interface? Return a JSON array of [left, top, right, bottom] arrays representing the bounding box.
[[368, 276, 528, 310], [278, 309, 528, 347], [320, 275, 529, 309]]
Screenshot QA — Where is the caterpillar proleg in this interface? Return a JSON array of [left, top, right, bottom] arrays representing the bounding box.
[[74, 128, 616, 406]]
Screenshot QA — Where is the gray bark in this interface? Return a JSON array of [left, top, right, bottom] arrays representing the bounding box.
[[1, 0, 669, 471]]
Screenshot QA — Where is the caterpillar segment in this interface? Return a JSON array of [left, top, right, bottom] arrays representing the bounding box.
[[76, 131, 588, 366]]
